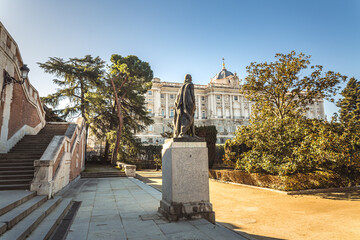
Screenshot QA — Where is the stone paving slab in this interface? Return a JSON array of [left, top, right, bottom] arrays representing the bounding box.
[[63, 177, 247, 240]]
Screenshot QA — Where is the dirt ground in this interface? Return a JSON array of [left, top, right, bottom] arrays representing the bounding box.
[[136, 170, 360, 240]]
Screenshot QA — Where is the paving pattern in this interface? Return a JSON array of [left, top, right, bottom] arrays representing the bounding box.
[[62, 177, 246, 240]]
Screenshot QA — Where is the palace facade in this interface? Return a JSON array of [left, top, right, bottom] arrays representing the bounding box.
[[136, 62, 325, 144]]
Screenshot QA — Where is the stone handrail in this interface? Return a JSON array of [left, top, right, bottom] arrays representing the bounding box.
[[116, 162, 136, 177], [31, 118, 86, 198]]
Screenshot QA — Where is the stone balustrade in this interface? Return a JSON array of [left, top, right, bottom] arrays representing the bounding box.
[[31, 118, 86, 198], [116, 162, 136, 177]]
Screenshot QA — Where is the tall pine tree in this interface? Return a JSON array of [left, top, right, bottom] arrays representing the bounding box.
[[39, 55, 105, 122], [337, 77, 360, 125], [88, 55, 153, 165]]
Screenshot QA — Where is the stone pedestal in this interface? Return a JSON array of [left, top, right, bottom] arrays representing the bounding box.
[[158, 138, 215, 224]]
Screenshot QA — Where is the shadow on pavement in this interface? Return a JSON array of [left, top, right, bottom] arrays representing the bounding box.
[[305, 189, 360, 201], [218, 221, 286, 240], [136, 174, 162, 192]]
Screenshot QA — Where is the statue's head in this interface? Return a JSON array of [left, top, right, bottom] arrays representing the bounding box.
[[184, 74, 192, 83]]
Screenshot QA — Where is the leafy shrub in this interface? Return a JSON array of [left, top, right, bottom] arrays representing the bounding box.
[[225, 116, 360, 185], [215, 144, 225, 166], [195, 126, 217, 168]]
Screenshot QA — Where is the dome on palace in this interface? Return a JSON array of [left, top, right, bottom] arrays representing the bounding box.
[[213, 68, 234, 80], [211, 58, 237, 84]]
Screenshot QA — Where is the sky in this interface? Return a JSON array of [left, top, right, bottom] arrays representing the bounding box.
[[1, 0, 359, 119]]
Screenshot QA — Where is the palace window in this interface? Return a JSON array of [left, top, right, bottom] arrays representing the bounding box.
[[170, 109, 174, 118], [217, 95, 221, 100], [201, 96, 205, 101], [234, 96, 238, 101], [148, 91, 152, 95], [161, 94, 164, 98], [161, 109, 165, 117], [170, 94, 174, 99]]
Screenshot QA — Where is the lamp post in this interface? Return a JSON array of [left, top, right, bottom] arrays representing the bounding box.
[[3, 64, 30, 86]]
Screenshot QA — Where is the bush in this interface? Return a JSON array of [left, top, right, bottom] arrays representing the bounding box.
[[195, 126, 217, 168], [215, 144, 225, 165], [208, 169, 356, 191], [225, 116, 360, 185]]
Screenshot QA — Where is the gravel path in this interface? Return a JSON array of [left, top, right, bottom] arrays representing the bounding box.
[[136, 170, 360, 240]]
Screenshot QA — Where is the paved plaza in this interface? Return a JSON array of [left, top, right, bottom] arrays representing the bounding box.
[[62, 177, 246, 240]]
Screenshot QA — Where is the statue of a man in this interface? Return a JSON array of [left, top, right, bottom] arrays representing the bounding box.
[[173, 74, 196, 138]]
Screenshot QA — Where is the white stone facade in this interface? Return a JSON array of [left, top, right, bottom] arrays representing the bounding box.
[[137, 64, 325, 144]]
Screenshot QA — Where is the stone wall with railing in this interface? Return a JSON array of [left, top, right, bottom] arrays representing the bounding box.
[[31, 118, 86, 198]]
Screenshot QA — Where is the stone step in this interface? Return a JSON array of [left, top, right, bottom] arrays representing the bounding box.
[[0, 157, 39, 162], [81, 172, 126, 178], [18, 137, 53, 140], [0, 175, 33, 180], [0, 170, 34, 176], [14, 140, 51, 143], [42, 124, 68, 128], [0, 162, 34, 167], [18, 137, 54, 141], [0, 154, 42, 158], [23, 134, 59, 137], [8, 151, 45, 154], [9, 149, 47, 153], [0, 166, 34, 171], [11, 145, 49, 149], [8, 149, 45, 153], [26, 198, 72, 240], [0, 195, 47, 235], [40, 129, 68, 132], [0, 196, 62, 240], [0, 184, 30, 191], [0, 191, 36, 216], [0, 179, 32, 185], [18, 140, 52, 142]]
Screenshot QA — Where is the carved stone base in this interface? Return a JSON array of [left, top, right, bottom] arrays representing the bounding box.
[[158, 138, 215, 224], [159, 200, 215, 224]]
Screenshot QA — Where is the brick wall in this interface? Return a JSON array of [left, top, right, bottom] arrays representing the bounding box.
[[0, 21, 45, 152], [69, 128, 85, 181], [7, 79, 42, 139]]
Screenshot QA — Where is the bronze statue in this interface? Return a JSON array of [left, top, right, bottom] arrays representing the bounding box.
[[173, 74, 196, 138]]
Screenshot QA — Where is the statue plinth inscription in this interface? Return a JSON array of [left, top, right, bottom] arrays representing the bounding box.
[[158, 74, 215, 224]]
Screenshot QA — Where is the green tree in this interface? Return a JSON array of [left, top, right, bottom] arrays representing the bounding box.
[[88, 55, 153, 165], [336, 77, 360, 177], [337, 77, 360, 125], [39, 55, 105, 159], [38, 55, 105, 121], [224, 51, 357, 181], [242, 51, 346, 119]]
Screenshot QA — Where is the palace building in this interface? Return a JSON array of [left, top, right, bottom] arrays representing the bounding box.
[[136, 61, 325, 144]]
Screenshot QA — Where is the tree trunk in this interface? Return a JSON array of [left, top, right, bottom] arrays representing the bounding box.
[[80, 80, 90, 162], [111, 111, 123, 166], [110, 77, 122, 166], [104, 104, 116, 163], [104, 140, 110, 163]]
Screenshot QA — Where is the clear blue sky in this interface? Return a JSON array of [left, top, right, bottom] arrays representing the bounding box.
[[1, 0, 359, 119]]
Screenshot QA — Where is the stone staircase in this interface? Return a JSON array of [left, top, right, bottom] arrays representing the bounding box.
[[0, 124, 69, 190], [0, 190, 72, 240], [81, 171, 126, 178]]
